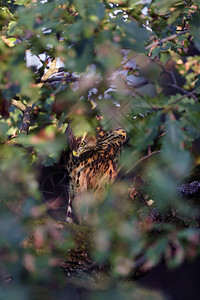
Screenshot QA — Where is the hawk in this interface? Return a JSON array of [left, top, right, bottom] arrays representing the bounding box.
[[65, 126, 127, 224]]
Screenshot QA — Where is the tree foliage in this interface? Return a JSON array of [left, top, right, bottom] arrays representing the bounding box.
[[0, 0, 200, 299]]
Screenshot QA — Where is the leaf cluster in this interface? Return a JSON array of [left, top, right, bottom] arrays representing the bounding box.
[[0, 0, 200, 298]]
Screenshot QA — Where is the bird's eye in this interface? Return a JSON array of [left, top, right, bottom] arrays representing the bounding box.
[[80, 141, 85, 147]]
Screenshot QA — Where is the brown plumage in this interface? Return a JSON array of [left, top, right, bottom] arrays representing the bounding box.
[[65, 127, 127, 224]]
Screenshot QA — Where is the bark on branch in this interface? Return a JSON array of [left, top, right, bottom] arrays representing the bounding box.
[[37, 58, 59, 88], [11, 99, 26, 112], [11, 99, 31, 134], [20, 105, 31, 134]]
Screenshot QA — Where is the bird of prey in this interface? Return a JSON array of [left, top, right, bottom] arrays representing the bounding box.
[[65, 126, 127, 224]]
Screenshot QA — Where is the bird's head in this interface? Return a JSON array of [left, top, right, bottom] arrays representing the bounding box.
[[69, 131, 97, 158], [66, 124, 127, 158]]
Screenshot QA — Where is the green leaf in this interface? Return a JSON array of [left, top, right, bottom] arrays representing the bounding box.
[[190, 11, 200, 51], [132, 112, 162, 151], [180, 111, 200, 140], [195, 76, 200, 94], [0, 121, 9, 140], [161, 118, 192, 178], [74, 0, 105, 20], [112, 16, 150, 51], [67, 38, 94, 72], [153, 0, 184, 13], [87, 0, 105, 21], [74, 0, 86, 18], [146, 237, 169, 264], [145, 164, 179, 210]]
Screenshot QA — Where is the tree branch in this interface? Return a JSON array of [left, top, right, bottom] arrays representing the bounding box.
[[11, 99, 26, 112], [37, 58, 59, 88], [20, 105, 31, 134], [11, 99, 31, 134], [163, 82, 189, 95], [39, 72, 78, 84]]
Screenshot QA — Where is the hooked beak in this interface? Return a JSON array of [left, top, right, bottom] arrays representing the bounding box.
[[73, 151, 80, 157]]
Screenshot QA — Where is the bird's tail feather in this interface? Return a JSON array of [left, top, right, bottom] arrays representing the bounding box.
[[66, 197, 73, 222]]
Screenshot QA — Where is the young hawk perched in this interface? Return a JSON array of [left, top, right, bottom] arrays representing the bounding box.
[[65, 126, 127, 224]]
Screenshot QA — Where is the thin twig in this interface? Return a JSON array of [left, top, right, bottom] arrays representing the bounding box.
[[157, 60, 198, 101], [149, 91, 197, 113], [140, 191, 153, 212], [168, 91, 196, 105], [155, 60, 198, 101], [157, 61, 178, 86], [163, 83, 189, 95], [146, 30, 189, 50], [125, 150, 161, 175], [168, 70, 178, 86], [167, 84, 198, 102]]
